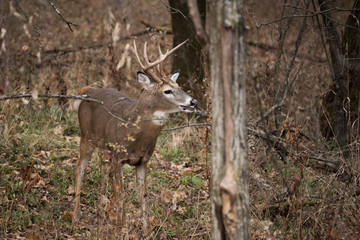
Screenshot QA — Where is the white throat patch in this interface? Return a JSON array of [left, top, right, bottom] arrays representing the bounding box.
[[153, 111, 168, 125]]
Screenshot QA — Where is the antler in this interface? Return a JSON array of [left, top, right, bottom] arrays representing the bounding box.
[[133, 40, 188, 84]]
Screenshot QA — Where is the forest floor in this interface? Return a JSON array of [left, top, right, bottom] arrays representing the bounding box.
[[1, 104, 210, 239]]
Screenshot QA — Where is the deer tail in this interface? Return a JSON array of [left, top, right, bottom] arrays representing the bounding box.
[[73, 86, 96, 110]]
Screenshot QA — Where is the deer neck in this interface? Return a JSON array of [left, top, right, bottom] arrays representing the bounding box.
[[152, 111, 169, 125], [135, 93, 169, 126]]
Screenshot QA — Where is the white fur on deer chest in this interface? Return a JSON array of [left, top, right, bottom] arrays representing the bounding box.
[[152, 111, 168, 125]]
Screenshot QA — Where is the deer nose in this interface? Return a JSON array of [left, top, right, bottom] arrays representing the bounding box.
[[190, 99, 198, 107]]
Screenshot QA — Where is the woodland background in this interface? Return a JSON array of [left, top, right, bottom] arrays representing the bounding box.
[[1, 0, 360, 239]]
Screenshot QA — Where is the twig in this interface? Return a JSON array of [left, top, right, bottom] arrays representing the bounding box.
[[246, 40, 327, 63], [160, 0, 187, 18], [188, 0, 208, 44], [190, 231, 209, 237], [1, 93, 207, 130], [246, 40, 278, 51], [43, 29, 167, 55], [283, 0, 310, 88], [288, 27, 320, 91], [140, 21, 172, 33], [247, 127, 338, 169], [273, 0, 299, 128], [253, 99, 286, 126], [256, 7, 359, 29], [0, 93, 129, 123], [13, 0, 29, 21], [194, 109, 207, 117], [0, 93, 100, 103], [282, 5, 356, 15], [48, 0, 78, 32], [162, 122, 211, 131], [147, 209, 172, 240]]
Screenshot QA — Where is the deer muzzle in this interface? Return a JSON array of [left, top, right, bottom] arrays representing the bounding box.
[[180, 99, 198, 112]]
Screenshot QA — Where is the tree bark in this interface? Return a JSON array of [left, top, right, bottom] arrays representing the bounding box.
[[0, 2, 11, 94], [209, 0, 249, 239], [343, 0, 360, 140], [319, 0, 360, 149], [318, 0, 348, 149]]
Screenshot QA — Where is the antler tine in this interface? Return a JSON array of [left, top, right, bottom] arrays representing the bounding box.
[[164, 39, 188, 58], [146, 39, 189, 71], [133, 40, 146, 69], [158, 39, 188, 63], [133, 39, 188, 84], [143, 42, 151, 66], [157, 40, 188, 79], [133, 40, 163, 84], [157, 44, 167, 59], [157, 45, 165, 77]]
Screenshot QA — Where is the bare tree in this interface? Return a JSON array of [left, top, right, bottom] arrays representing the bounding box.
[[208, 0, 249, 239], [318, 0, 360, 151]]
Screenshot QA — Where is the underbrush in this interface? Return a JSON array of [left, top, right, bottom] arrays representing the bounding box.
[[2, 102, 359, 239], [0, 101, 210, 239], [248, 124, 360, 239]]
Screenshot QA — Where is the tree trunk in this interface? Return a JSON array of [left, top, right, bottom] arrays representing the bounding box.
[[343, 0, 360, 140], [0, 2, 11, 94], [319, 0, 360, 150], [209, 0, 249, 239], [318, 0, 348, 149], [168, 0, 206, 103]]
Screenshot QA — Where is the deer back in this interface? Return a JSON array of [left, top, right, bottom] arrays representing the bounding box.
[[78, 76, 196, 165], [78, 88, 137, 147]]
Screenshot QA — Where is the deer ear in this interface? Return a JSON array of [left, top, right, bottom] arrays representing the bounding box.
[[137, 72, 154, 90], [170, 72, 179, 83]]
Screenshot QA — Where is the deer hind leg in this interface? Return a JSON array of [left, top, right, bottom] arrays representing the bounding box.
[[135, 162, 149, 236], [109, 159, 125, 229], [73, 137, 94, 224]]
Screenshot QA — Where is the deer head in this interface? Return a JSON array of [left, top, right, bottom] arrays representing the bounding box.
[[134, 40, 198, 123]]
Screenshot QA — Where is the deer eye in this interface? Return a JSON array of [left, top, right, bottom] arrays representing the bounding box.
[[164, 90, 173, 94]]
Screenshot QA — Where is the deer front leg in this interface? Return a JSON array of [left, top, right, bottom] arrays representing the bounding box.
[[135, 162, 149, 236], [73, 137, 94, 224]]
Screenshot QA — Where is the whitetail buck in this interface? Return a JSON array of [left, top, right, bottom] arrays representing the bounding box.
[[72, 40, 198, 235]]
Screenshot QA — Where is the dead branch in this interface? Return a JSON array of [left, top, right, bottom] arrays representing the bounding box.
[[246, 40, 278, 51], [253, 99, 286, 126], [287, 30, 320, 91], [0, 93, 209, 131], [283, 4, 356, 15], [247, 127, 339, 171], [48, 0, 78, 32], [0, 93, 130, 123], [273, 0, 300, 128], [140, 21, 172, 33], [162, 122, 211, 131], [0, 93, 99, 103], [43, 29, 154, 55], [247, 40, 327, 63], [160, 0, 187, 18], [256, 7, 358, 29], [283, 0, 310, 87]]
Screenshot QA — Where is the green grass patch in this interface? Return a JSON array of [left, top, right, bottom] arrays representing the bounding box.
[[181, 175, 204, 190]]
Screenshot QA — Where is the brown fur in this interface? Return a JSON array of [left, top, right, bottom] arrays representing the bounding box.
[[73, 76, 196, 236], [77, 86, 95, 95]]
